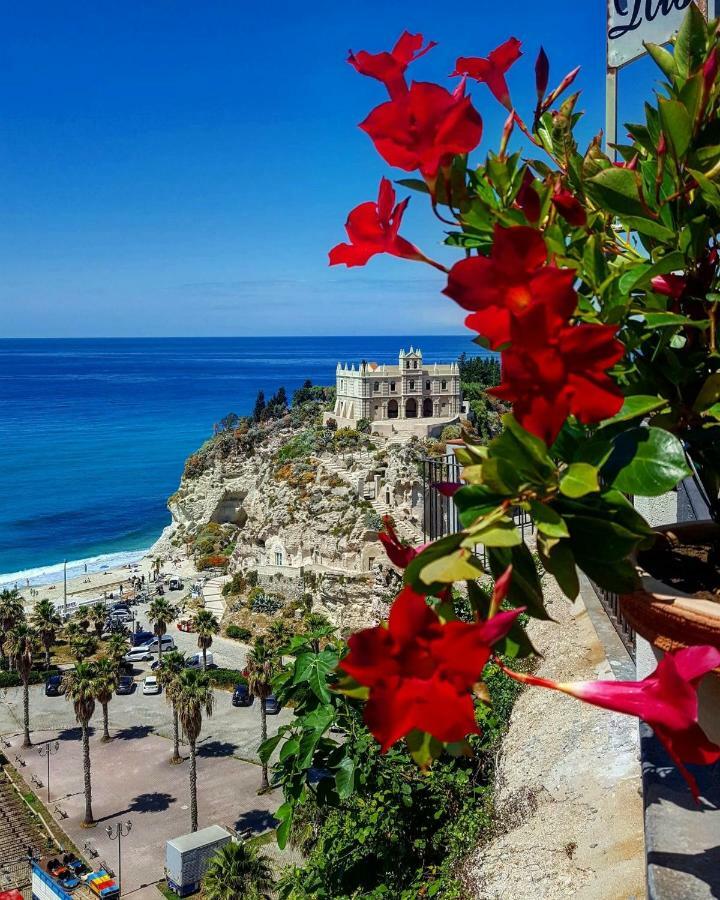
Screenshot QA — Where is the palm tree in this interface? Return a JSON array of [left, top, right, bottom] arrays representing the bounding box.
[[244, 640, 276, 792], [62, 662, 98, 826], [87, 603, 107, 640], [93, 656, 118, 743], [31, 598, 61, 669], [147, 597, 177, 664], [175, 668, 214, 831], [192, 609, 219, 670], [69, 632, 97, 662], [264, 620, 292, 655], [5, 624, 39, 748], [105, 632, 129, 669], [0, 589, 25, 671], [202, 841, 275, 900], [156, 650, 186, 764]]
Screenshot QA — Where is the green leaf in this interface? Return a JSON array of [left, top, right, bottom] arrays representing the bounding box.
[[294, 650, 339, 703], [621, 216, 675, 242], [644, 42, 675, 78], [454, 486, 508, 527], [406, 729, 443, 769], [559, 463, 600, 498], [577, 555, 639, 594], [538, 537, 579, 600], [529, 501, 569, 538], [601, 395, 668, 425], [693, 373, 720, 411], [395, 178, 431, 195], [334, 755, 356, 800], [404, 532, 465, 595], [625, 251, 686, 291], [275, 804, 293, 849], [644, 312, 706, 328], [602, 427, 691, 496], [675, 2, 708, 79], [586, 167, 646, 218], [420, 549, 484, 585], [487, 544, 549, 620], [258, 733, 283, 764], [496, 617, 540, 659], [659, 98, 691, 160], [279, 737, 300, 762], [503, 414, 554, 475]]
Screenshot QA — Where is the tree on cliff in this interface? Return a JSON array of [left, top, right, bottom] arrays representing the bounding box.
[[253, 390, 266, 422]]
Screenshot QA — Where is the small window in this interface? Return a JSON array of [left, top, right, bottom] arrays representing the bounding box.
[[441, 380, 447, 390], [413, 360, 418, 369], [390, 381, 396, 392], [409, 380, 415, 390], [275, 551, 283, 566], [405, 361, 410, 369], [425, 380, 430, 391], [373, 381, 380, 392]]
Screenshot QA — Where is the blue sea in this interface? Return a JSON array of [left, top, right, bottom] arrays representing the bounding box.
[[0, 336, 478, 586]]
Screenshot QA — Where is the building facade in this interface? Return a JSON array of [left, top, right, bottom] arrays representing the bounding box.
[[329, 347, 461, 425]]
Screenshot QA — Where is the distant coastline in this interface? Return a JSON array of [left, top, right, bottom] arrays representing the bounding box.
[[0, 546, 150, 591], [0, 335, 486, 578]]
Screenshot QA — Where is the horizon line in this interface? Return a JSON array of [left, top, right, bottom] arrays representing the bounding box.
[[0, 333, 473, 340]]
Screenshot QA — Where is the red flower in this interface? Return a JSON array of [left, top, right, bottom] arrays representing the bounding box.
[[452, 37, 522, 110], [348, 31, 437, 99], [501, 646, 720, 801], [703, 47, 718, 98], [551, 186, 587, 227], [328, 178, 426, 268], [360, 81, 483, 193], [443, 225, 576, 349], [490, 304, 624, 444], [378, 515, 427, 568], [651, 274, 686, 299], [339, 582, 522, 751], [515, 170, 541, 223]]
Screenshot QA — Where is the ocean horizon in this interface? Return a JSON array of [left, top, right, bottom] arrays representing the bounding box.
[[0, 335, 482, 585]]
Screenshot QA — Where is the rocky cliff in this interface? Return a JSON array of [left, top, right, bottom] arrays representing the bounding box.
[[153, 401, 432, 630]]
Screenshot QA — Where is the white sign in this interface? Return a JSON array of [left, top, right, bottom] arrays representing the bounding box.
[[607, 0, 696, 68]]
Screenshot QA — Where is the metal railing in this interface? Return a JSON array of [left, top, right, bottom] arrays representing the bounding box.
[[590, 584, 636, 660]]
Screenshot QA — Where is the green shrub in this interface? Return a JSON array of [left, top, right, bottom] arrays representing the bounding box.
[[356, 418, 371, 434], [207, 668, 247, 689], [225, 625, 252, 642], [222, 573, 247, 596], [441, 424, 462, 441], [0, 667, 61, 689]]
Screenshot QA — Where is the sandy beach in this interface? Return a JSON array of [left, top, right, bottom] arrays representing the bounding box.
[[10, 548, 199, 615]]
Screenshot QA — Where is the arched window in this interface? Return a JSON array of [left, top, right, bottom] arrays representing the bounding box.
[[275, 550, 283, 566]]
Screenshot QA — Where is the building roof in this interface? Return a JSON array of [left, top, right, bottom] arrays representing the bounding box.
[[167, 824, 231, 852]]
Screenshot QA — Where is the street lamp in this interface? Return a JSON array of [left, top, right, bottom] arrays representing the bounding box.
[[106, 820, 132, 895], [37, 741, 59, 805]]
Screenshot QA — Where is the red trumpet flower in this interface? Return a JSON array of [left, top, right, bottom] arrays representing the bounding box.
[[360, 81, 483, 194], [452, 37, 522, 110], [500, 645, 720, 800], [551, 186, 587, 227], [329, 178, 426, 268], [339, 577, 521, 751], [443, 225, 576, 349], [651, 274, 687, 299], [348, 31, 437, 99], [378, 515, 426, 569]]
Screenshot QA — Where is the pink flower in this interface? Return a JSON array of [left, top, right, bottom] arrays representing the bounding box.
[[378, 515, 426, 568], [348, 31, 437, 99], [501, 645, 720, 800], [452, 37, 522, 110], [329, 178, 426, 268], [651, 274, 686, 299]]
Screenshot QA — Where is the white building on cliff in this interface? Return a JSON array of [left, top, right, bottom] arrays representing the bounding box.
[[325, 347, 462, 437]]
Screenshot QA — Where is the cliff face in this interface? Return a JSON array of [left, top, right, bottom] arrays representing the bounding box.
[[155, 409, 429, 629]]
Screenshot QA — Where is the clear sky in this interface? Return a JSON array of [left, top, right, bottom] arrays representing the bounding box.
[[1, 1, 663, 337]]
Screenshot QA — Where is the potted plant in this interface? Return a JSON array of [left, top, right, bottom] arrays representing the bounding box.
[[323, 5, 720, 800]]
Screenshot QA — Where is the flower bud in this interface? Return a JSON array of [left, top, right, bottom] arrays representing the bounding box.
[[703, 48, 718, 101], [535, 47, 549, 100], [542, 65, 580, 111]]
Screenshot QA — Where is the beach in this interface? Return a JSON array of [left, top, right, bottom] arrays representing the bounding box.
[[7, 547, 199, 615]]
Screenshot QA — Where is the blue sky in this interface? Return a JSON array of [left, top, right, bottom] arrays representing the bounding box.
[[1, 1, 664, 337]]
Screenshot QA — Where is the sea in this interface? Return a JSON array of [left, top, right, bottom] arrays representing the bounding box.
[[0, 336, 479, 587]]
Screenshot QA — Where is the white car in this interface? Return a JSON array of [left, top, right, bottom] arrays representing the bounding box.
[[142, 675, 161, 695]]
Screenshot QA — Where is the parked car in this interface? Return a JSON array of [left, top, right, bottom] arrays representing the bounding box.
[[142, 675, 161, 695], [130, 629, 154, 647], [45, 674, 65, 697], [116, 675, 135, 695], [143, 635, 176, 654], [263, 695, 281, 715], [168, 577, 184, 591], [124, 646, 153, 663], [185, 652, 214, 670], [232, 684, 253, 707]]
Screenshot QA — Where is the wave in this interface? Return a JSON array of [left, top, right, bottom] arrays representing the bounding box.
[[0, 548, 151, 590]]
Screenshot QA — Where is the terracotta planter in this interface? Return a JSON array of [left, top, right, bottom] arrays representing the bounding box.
[[619, 521, 720, 657]]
